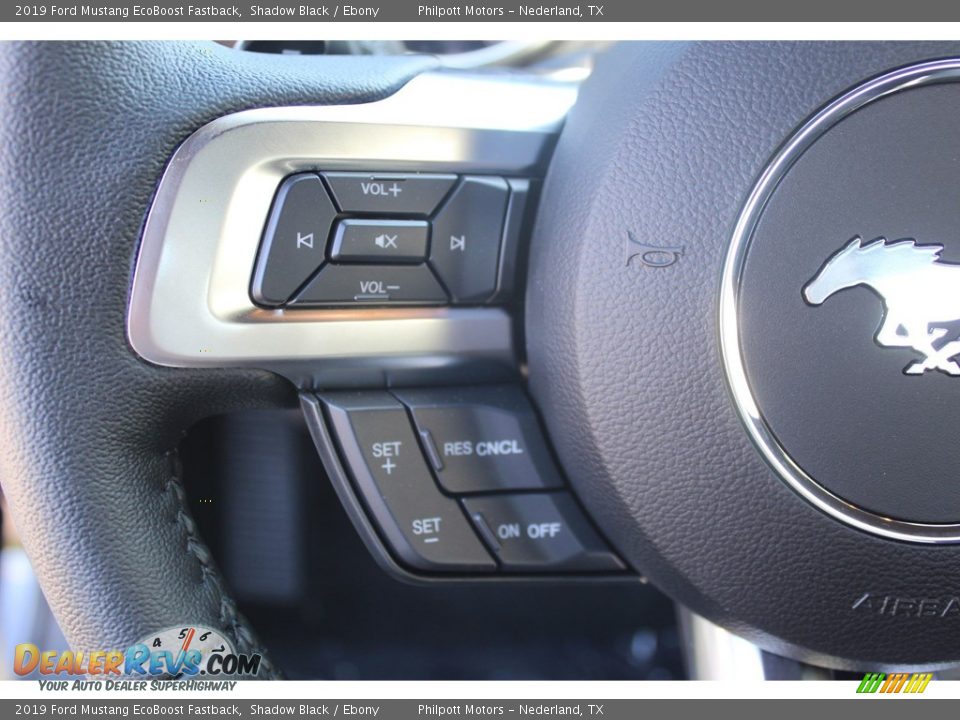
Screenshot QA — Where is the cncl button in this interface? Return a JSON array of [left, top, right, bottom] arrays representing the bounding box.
[[477, 440, 523, 456], [392, 386, 564, 494], [463, 493, 625, 573]]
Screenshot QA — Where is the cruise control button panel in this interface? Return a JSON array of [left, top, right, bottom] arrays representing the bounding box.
[[393, 386, 563, 493], [307, 385, 627, 580], [250, 170, 530, 309], [321, 392, 495, 573]]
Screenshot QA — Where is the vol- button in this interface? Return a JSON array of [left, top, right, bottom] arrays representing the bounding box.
[[291, 264, 447, 306]]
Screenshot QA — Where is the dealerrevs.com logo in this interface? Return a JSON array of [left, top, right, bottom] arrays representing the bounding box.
[[15, 626, 262, 680]]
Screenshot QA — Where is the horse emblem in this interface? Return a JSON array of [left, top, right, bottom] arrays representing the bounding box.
[[803, 236, 960, 376]]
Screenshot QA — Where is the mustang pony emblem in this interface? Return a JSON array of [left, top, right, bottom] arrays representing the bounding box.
[[803, 236, 960, 376]]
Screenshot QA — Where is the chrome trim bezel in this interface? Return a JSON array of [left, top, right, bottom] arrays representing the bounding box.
[[127, 72, 577, 383], [676, 608, 768, 681], [720, 58, 960, 544]]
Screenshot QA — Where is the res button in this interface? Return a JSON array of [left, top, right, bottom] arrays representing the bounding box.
[[393, 386, 564, 494]]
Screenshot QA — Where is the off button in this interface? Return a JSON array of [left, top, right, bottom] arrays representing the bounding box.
[[393, 386, 564, 493]]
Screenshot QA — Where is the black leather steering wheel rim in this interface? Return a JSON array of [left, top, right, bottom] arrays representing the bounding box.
[[13, 39, 960, 676], [0, 41, 435, 673]]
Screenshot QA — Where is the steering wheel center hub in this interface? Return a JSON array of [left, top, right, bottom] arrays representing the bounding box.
[[725, 60, 960, 539], [526, 45, 960, 668]]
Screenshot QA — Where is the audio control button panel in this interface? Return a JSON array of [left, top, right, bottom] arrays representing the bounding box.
[[250, 171, 528, 308]]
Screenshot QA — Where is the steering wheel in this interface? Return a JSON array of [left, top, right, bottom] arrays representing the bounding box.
[[3, 40, 960, 675]]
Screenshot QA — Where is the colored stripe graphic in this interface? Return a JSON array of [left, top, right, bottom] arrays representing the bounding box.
[[880, 673, 903, 693], [904, 673, 933, 694], [857, 672, 931, 694], [857, 673, 885, 693]]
